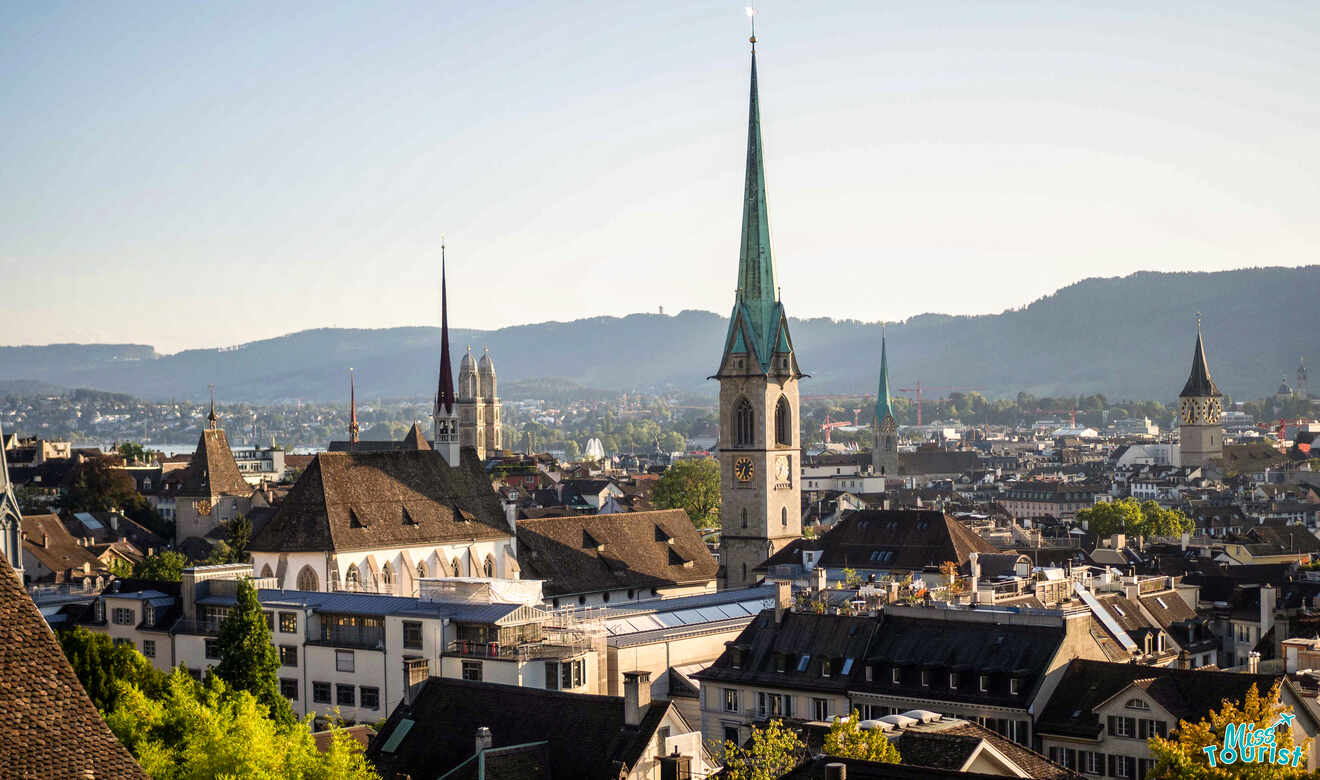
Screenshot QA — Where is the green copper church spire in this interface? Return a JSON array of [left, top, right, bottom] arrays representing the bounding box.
[[875, 326, 895, 424], [734, 45, 779, 362]]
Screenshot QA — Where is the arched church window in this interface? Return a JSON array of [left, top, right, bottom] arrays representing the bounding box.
[[296, 565, 318, 592], [381, 562, 393, 594], [781, 507, 788, 527], [452, 557, 462, 577], [741, 507, 748, 529], [774, 396, 792, 446], [259, 563, 273, 579], [329, 568, 340, 591], [742, 562, 747, 581], [734, 398, 755, 447], [417, 561, 428, 580], [483, 556, 496, 578], [345, 564, 361, 591]]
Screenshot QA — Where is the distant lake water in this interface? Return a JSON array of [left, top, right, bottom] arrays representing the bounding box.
[[78, 442, 324, 457]]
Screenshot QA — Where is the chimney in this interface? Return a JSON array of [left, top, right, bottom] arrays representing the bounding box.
[[403, 657, 429, 706], [475, 726, 493, 754], [1112, 533, 1126, 550], [825, 763, 847, 780], [1124, 581, 1140, 603], [504, 501, 518, 534], [623, 671, 652, 727], [815, 565, 828, 594], [775, 581, 792, 624], [1248, 651, 1261, 674], [968, 552, 981, 597], [1261, 585, 1277, 639]]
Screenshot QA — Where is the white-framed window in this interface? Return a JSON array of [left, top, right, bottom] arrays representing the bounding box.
[[1010, 678, 1020, 695], [949, 672, 959, 689], [813, 697, 829, 721], [142, 639, 155, 658], [891, 667, 901, 684], [979, 675, 989, 692], [921, 670, 930, 687], [723, 688, 739, 713], [112, 607, 135, 625]]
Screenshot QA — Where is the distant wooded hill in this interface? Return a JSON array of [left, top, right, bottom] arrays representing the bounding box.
[[1, 267, 1315, 404]]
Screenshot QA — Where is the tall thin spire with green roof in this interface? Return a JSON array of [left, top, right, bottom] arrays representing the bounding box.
[[875, 326, 894, 425]]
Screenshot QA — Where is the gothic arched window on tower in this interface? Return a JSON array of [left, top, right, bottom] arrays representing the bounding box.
[[781, 507, 788, 527], [774, 396, 792, 446], [734, 398, 755, 447], [741, 507, 748, 529]]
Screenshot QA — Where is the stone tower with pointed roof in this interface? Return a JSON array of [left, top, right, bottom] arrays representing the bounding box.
[[1177, 323, 1223, 468], [0, 420, 24, 581], [715, 40, 803, 590], [871, 330, 898, 478], [175, 393, 253, 544], [432, 247, 462, 466]]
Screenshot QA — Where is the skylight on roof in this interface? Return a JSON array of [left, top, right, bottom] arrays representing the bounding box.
[[1156, 597, 1168, 609], [797, 654, 810, 672], [841, 658, 854, 675]]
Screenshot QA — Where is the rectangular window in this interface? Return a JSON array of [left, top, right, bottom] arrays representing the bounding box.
[[313, 682, 331, 704], [113, 637, 131, 648], [1010, 678, 1020, 695], [891, 667, 901, 684], [462, 660, 482, 681], [142, 639, 156, 658], [336, 684, 355, 707], [335, 650, 354, 673], [545, 662, 559, 690], [205, 638, 220, 660], [264, 611, 274, 631], [979, 675, 989, 693], [279, 612, 298, 634], [921, 670, 930, 687], [112, 607, 135, 625], [724, 689, 739, 713], [1083, 751, 1102, 775], [813, 698, 829, 721], [279, 645, 297, 667], [360, 686, 380, 710], [403, 621, 423, 650], [280, 678, 299, 700], [949, 672, 959, 689], [724, 726, 740, 745]]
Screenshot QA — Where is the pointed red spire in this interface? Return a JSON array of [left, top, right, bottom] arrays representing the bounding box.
[[348, 369, 360, 444], [435, 243, 457, 416]]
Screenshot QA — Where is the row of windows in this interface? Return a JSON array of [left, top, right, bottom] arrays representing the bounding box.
[[307, 681, 379, 710], [544, 659, 587, 690], [278, 555, 500, 593], [1047, 748, 1153, 779], [721, 689, 832, 722]]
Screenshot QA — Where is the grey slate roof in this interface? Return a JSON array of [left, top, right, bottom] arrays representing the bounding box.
[[1179, 331, 1221, 398]]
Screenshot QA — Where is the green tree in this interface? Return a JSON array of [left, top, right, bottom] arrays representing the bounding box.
[[658, 431, 685, 453], [824, 710, 901, 763], [60, 456, 170, 538], [1147, 682, 1312, 779], [58, 627, 167, 713], [116, 442, 150, 464], [1077, 498, 1193, 539], [841, 568, 861, 589], [719, 719, 806, 780], [106, 670, 377, 780], [133, 550, 190, 582], [226, 514, 252, 561], [1137, 500, 1195, 537], [652, 457, 721, 529], [561, 440, 581, 461], [215, 578, 294, 725]]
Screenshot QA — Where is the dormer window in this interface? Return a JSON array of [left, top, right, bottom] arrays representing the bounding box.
[[921, 669, 930, 687], [1125, 698, 1150, 711], [582, 530, 602, 549], [731, 649, 743, 670], [891, 667, 901, 684], [349, 509, 364, 528], [979, 675, 989, 693], [949, 672, 960, 689], [654, 525, 671, 543], [144, 603, 155, 627], [821, 659, 831, 678], [1010, 678, 1021, 695]]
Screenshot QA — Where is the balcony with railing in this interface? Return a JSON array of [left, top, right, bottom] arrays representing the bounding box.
[[174, 619, 225, 636], [446, 638, 587, 661], [308, 613, 385, 651]]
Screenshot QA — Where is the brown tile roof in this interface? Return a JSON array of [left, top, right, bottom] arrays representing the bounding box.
[[0, 556, 147, 777], [894, 720, 1077, 779], [248, 448, 510, 553], [402, 423, 431, 451], [21, 513, 105, 580], [758, 509, 999, 574], [180, 428, 250, 497], [516, 509, 718, 597]]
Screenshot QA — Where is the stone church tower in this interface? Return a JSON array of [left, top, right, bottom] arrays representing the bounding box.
[[715, 41, 803, 590], [1178, 321, 1223, 468], [0, 420, 24, 581], [432, 247, 461, 467], [871, 330, 898, 478], [478, 349, 501, 454], [456, 340, 502, 460]]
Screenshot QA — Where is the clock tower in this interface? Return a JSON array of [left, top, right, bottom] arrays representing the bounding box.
[[1177, 319, 1223, 468], [714, 38, 803, 590]]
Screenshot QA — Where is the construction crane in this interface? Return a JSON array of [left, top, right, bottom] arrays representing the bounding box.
[[819, 412, 850, 443], [896, 381, 982, 426], [1256, 418, 1308, 451], [1035, 408, 1084, 428]]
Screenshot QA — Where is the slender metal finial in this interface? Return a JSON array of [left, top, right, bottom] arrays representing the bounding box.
[[745, 5, 757, 47], [1195, 311, 1202, 332], [207, 384, 217, 429]]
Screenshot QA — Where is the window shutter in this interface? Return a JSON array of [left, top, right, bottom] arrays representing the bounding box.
[[1107, 754, 1115, 777], [1138, 718, 1149, 739], [1108, 715, 1117, 736]]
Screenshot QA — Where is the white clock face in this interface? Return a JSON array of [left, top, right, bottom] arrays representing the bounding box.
[[775, 455, 790, 483]]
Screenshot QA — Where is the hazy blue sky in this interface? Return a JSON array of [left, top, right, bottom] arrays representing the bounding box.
[[3, 1, 1318, 353]]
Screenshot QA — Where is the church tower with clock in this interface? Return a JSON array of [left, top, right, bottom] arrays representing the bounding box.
[[1177, 320, 1224, 468], [714, 36, 804, 590]]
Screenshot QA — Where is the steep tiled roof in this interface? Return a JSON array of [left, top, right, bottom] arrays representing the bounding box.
[[248, 448, 509, 553], [516, 509, 717, 596], [367, 677, 671, 780], [0, 556, 147, 777], [894, 720, 1077, 779], [758, 510, 998, 574], [856, 612, 1064, 708], [694, 610, 877, 695], [21, 513, 104, 579], [180, 428, 250, 497], [402, 423, 431, 451], [1179, 330, 1221, 398], [1036, 659, 1280, 739]]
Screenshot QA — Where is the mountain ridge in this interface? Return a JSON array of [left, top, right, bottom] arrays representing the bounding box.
[[2, 266, 1315, 403]]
